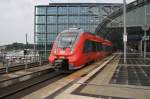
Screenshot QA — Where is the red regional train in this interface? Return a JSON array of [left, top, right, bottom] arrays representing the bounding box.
[[48, 28, 112, 71]]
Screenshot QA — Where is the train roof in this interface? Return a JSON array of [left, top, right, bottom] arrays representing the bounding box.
[[61, 28, 84, 34], [60, 28, 112, 44], [103, 39, 112, 46]]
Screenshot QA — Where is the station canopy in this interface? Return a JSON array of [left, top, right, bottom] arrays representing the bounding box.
[[95, 0, 150, 51]]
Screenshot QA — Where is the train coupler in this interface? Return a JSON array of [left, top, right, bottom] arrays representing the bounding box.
[[54, 59, 69, 70], [54, 59, 63, 69]]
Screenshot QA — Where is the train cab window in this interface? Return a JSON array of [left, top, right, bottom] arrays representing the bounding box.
[[57, 32, 78, 49]]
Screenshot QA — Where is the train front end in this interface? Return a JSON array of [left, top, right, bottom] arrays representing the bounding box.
[[49, 29, 81, 70]]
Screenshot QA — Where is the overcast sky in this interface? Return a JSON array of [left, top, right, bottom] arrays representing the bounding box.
[[0, 0, 135, 46]]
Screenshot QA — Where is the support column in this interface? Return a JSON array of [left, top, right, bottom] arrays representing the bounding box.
[[140, 39, 143, 56]]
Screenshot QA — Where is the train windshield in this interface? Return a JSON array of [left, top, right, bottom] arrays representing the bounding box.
[[57, 32, 78, 49]]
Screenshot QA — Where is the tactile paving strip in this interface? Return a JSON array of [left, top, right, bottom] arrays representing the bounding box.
[[119, 59, 150, 65], [110, 65, 150, 86], [72, 92, 133, 99], [99, 95, 133, 99]]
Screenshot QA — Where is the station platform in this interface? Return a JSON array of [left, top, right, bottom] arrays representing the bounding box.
[[0, 64, 52, 88], [22, 53, 150, 99], [69, 54, 150, 99]]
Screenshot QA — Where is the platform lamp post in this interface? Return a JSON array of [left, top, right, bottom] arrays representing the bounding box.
[[140, 38, 143, 56], [123, 0, 127, 64], [34, 6, 37, 62], [143, 1, 147, 60]]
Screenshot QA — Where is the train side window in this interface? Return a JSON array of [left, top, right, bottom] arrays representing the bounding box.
[[95, 42, 98, 52], [100, 43, 102, 51], [107, 46, 112, 51], [83, 40, 89, 53], [106, 46, 108, 51], [92, 41, 96, 52], [96, 42, 98, 51], [97, 42, 101, 51], [104, 45, 111, 51], [83, 40, 105, 53], [83, 40, 93, 53], [108, 46, 110, 51], [103, 45, 106, 51], [88, 41, 93, 52]]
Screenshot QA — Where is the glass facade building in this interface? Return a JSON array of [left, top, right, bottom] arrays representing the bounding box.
[[35, 3, 121, 59]]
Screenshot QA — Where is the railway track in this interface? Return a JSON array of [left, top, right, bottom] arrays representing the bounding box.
[[0, 69, 66, 98], [0, 54, 117, 98], [0, 60, 49, 74]]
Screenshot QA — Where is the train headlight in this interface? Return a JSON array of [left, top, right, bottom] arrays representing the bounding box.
[[54, 50, 57, 54]]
